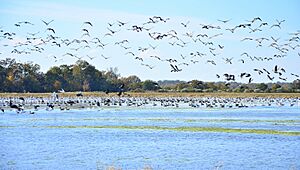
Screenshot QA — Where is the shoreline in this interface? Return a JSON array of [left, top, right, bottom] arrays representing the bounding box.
[[1, 92, 299, 112], [1, 92, 300, 98]]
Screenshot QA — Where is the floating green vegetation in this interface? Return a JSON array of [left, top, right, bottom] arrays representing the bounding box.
[[182, 119, 300, 124], [45, 125, 300, 136], [0, 126, 15, 128]]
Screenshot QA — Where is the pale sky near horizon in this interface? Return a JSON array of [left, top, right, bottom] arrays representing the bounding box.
[[0, 0, 299, 82]]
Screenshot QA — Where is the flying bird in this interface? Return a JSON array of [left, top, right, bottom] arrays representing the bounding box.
[[248, 78, 253, 83], [101, 54, 110, 59], [135, 57, 143, 61], [253, 68, 263, 75], [41, 19, 54, 25], [117, 20, 128, 27], [181, 21, 190, 27], [83, 21, 93, 26], [46, 28, 55, 34], [107, 27, 120, 34], [217, 19, 231, 23], [223, 58, 233, 64], [238, 59, 245, 63], [246, 17, 262, 23], [267, 75, 274, 81], [170, 64, 182, 72], [291, 73, 299, 77]]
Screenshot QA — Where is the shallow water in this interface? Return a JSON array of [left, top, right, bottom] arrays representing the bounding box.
[[1, 106, 300, 169]]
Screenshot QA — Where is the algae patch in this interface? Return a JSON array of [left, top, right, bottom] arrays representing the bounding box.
[[44, 125, 300, 136]]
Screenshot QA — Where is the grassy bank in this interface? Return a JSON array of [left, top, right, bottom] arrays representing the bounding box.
[[0, 92, 300, 98]]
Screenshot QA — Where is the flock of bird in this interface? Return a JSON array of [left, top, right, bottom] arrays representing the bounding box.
[[0, 95, 299, 114], [0, 16, 300, 83]]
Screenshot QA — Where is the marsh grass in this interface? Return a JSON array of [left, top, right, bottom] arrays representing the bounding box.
[[42, 125, 300, 136], [146, 118, 300, 124]]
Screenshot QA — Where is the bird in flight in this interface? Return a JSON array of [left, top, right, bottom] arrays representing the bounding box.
[[83, 21, 93, 27], [101, 54, 110, 60], [117, 20, 128, 27], [46, 28, 55, 34], [107, 27, 120, 34], [246, 17, 262, 23], [27, 31, 40, 36], [86, 55, 95, 60], [149, 44, 158, 49], [254, 68, 263, 75], [291, 73, 299, 77], [41, 19, 54, 26], [217, 19, 231, 23], [207, 60, 216, 65], [223, 57, 233, 64], [170, 64, 182, 72], [248, 78, 253, 83], [270, 19, 285, 29], [108, 22, 115, 27], [267, 75, 274, 81], [181, 21, 190, 27], [135, 57, 143, 61]]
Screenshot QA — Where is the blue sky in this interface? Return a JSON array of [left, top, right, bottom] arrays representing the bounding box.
[[0, 0, 299, 82]]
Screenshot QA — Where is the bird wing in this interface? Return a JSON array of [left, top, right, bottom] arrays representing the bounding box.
[[170, 64, 176, 70]]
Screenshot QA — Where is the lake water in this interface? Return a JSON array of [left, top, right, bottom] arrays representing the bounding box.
[[1, 106, 300, 170]]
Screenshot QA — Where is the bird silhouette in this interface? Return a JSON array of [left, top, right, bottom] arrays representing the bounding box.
[[135, 57, 143, 61], [217, 19, 231, 23], [248, 78, 253, 83], [170, 64, 182, 72], [254, 68, 263, 75], [181, 21, 190, 27], [223, 58, 233, 64], [41, 19, 54, 25], [83, 21, 93, 27], [46, 28, 55, 34], [107, 27, 120, 34], [101, 54, 110, 60], [117, 20, 128, 27], [267, 75, 274, 81]]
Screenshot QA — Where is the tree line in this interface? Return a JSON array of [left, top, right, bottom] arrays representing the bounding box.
[[0, 58, 299, 93]]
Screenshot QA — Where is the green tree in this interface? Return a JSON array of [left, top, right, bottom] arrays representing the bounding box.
[[271, 83, 281, 92], [142, 80, 160, 91], [121, 75, 141, 91], [292, 79, 300, 90], [175, 82, 188, 91], [103, 67, 122, 91], [205, 82, 217, 91], [0, 65, 6, 91], [45, 66, 67, 92], [256, 83, 268, 91], [188, 80, 205, 89]]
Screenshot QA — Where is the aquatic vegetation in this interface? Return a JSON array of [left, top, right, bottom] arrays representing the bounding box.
[[44, 125, 300, 136]]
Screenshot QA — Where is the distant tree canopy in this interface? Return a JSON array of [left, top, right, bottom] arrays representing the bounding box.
[[0, 58, 299, 93], [256, 83, 268, 91], [142, 80, 160, 91]]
